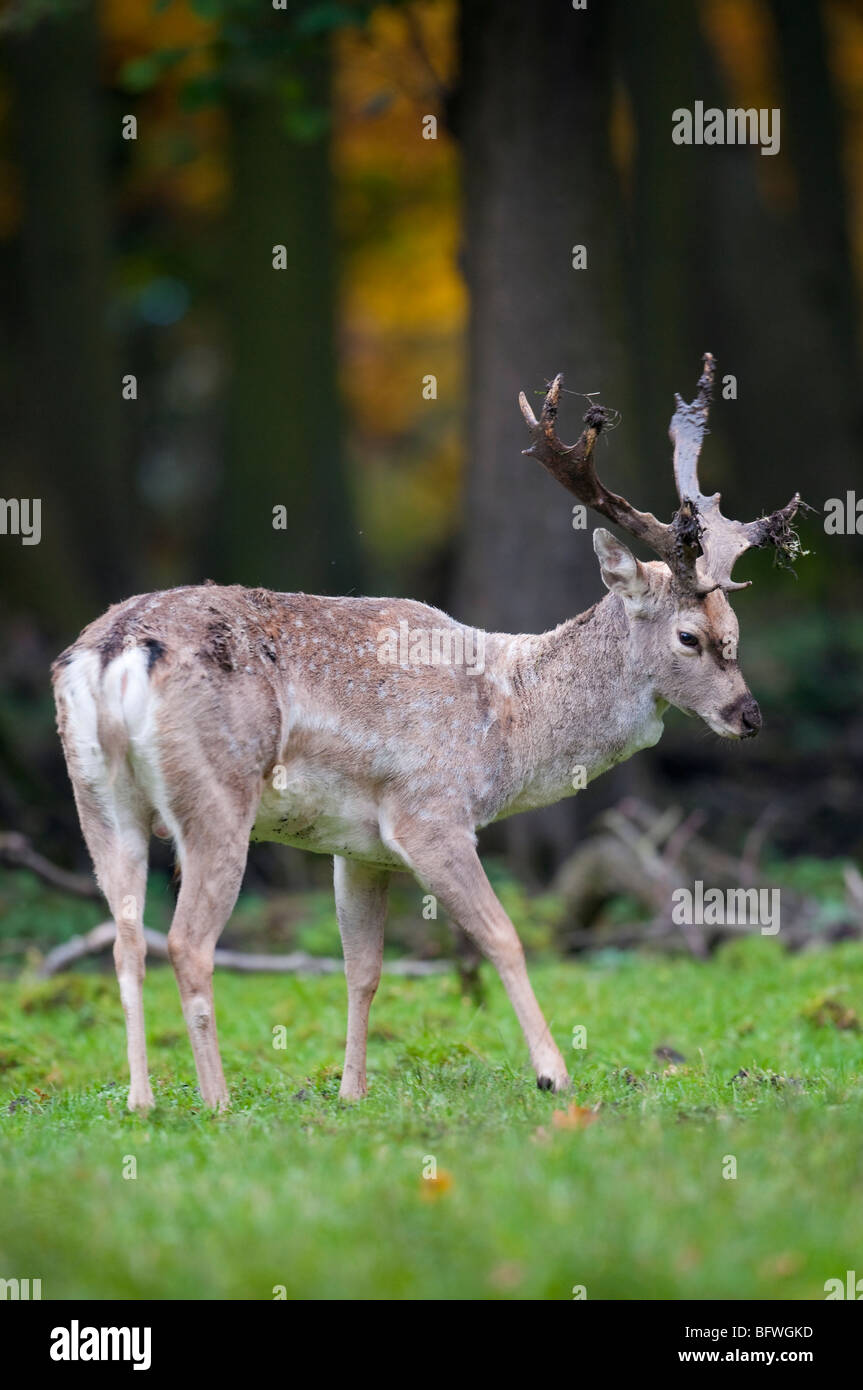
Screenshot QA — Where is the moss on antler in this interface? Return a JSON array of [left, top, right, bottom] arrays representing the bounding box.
[[761, 500, 814, 574]]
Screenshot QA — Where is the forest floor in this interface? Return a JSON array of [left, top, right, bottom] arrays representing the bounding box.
[[1, 939, 862, 1299]]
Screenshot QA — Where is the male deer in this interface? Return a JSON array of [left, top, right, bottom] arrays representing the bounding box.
[[53, 354, 803, 1111]]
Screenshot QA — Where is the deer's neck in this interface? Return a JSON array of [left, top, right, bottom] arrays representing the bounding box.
[[493, 594, 665, 817]]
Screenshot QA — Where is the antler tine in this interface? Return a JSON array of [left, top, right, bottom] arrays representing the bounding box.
[[669, 354, 806, 594], [670, 351, 716, 509], [518, 374, 680, 566]]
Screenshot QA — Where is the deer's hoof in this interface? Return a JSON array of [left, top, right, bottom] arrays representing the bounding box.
[[537, 1072, 571, 1093], [127, 1090, 155, 1114]]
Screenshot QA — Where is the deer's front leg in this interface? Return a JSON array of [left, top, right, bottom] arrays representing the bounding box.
[[387, 823, 570, 1092], [334, 856, 390, 1100]]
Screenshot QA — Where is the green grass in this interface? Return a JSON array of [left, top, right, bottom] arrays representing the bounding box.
[[1, 937, 863, 1299]]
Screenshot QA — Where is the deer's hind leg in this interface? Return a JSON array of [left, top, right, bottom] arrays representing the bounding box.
[[334, 856, 390, 1100], [56, 652, 154, 1111], [165, 808, 257, 1111], [71, 783, 154, 1113]]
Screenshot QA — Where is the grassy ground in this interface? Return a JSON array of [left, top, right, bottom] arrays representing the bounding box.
[[1, 937, 862, 1300]]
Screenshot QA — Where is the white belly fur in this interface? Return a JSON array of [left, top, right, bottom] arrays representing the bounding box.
[[251, 766, 401, 866]]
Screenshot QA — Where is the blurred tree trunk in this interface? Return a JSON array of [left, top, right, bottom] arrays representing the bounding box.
[[219, 47, 360, 596], [619, 0, 861, 577], [697, 6, 862, 534], [4, 4, 125, 629], [452, 0, 634, 878], [770, 0, 861, 391], [619, 1, 701, 506]]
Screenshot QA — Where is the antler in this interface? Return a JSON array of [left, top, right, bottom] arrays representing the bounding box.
[[669, 352, 803, 593], [520, 356, 805, 597], [518, 374, 701, 591]]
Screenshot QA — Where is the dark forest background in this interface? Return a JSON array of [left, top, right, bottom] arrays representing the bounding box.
[[1, 0, 862, 942]]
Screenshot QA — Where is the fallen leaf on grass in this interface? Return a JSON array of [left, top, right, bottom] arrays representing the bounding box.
[[551, 1103, 599, 1131], [488, 1261, 524, 1291], [802, 993, 860, 1032], [759, 1251, 803, 1280], [675, 1245, 703, 1272], [533, 1102, 600, 1142], [420, 1170, 453, 1200]]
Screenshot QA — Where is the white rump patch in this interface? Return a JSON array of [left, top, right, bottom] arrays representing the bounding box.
[[59, 647, 184, 860]]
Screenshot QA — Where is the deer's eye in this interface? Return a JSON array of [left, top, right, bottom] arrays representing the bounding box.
[[678, 630, 699, 648]]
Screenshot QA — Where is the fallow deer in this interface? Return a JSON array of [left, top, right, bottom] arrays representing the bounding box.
[[52, 354, 803, 1111]]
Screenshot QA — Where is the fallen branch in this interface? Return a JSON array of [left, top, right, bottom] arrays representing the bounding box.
[[563, 917, 861, 955], [1, 832, 451, 979], [553, 796, 857, 953], [0, 832, 99, 899], [37, 921, 450, 979]]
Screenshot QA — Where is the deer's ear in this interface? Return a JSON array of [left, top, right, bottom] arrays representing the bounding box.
[[593, 528, 650, 609]]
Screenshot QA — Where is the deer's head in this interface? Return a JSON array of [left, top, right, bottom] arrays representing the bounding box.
[[519, 355, 805, 740]]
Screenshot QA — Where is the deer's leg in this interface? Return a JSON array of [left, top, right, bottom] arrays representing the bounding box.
[[109, 844, 153, 1113], [389, 824, 570, 1092], [334, 856, 390, 1100], [75, 793, 153, 1112], [166, 824, 251, 1111]]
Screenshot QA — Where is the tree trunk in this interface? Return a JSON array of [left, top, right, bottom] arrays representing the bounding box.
[[697, 8, 862, 531], [619, 0, 701, 505], [219, 47, 360, 596], [453, 0, 633, 876], [770, 0, 861, 392], [3, 4, 125, 629]]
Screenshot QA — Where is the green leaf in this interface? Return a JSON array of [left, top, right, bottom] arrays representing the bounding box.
[[190, 0, 226, 18], [180, 73, 224, 112], [294, 2, 366, 37], [119, 56, 162, 94], [118, 47, 190, 94], [282, 107, 331, 143]]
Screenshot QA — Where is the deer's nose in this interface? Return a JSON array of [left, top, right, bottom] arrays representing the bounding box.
[[740, 697, 762, 737]]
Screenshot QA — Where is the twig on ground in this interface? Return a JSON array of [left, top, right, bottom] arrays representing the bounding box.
[[36, 921, 450, 979], [0, 832, 100, 899]]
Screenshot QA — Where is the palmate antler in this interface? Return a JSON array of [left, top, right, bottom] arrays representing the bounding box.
[[519, 353, 804, 596], [668, 353, 803, 592]]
